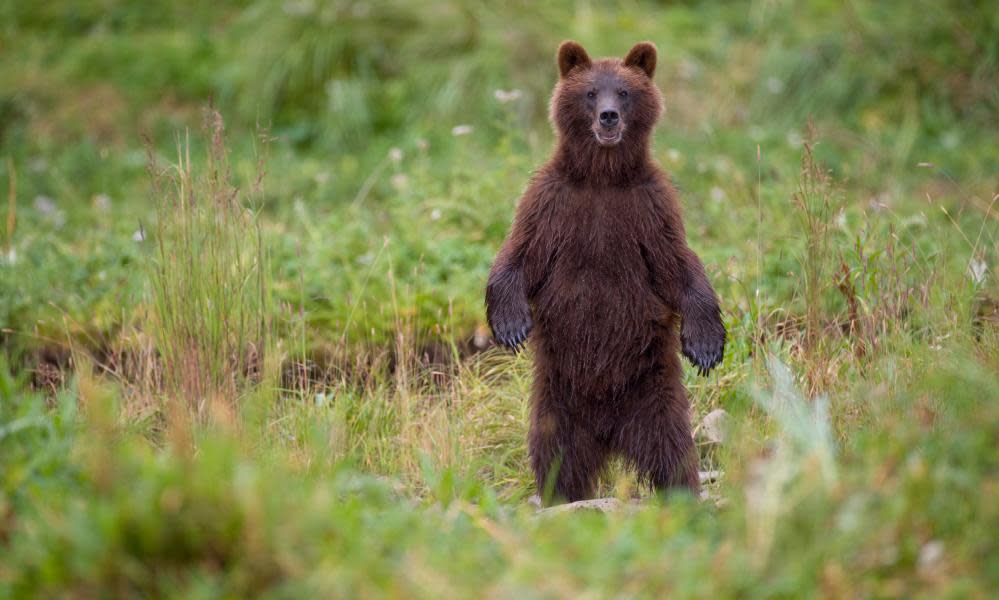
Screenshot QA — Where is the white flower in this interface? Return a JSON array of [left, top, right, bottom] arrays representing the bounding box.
[[710, 187, 726, 202], [493, 89, 523, 103], [33, 195, 56, 215], [132, 228, 146, 242], [834, 210, 847, 228], [388, 147, 403, 162], [34, 195, 65, 227], [917, 540, 945, 577], [968, 257, 987, 286], [93, 193, 112, 212], [666, 148, 682, 162], [786, 130, 804, 148], [451, 124, 474, 136], [390, 173, 408, 190], [430, 208, 442, 221]]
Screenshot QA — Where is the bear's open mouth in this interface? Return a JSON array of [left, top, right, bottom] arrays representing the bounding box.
[[593, 128, 623, 146]]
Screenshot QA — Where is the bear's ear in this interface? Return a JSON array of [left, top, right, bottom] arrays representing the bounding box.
[[557, 41, 592, 78], [624, 42, 657, 78]]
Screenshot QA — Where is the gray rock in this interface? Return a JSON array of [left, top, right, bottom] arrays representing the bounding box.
[[536, 497, 633, 515], [698, 408, 730, 444]]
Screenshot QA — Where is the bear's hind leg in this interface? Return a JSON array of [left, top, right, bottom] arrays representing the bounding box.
[[615, 374, 700, 495], [529, 401, 608, 504]]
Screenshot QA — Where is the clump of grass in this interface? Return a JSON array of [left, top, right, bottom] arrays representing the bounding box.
[[791, 129, 841, 354], [145, 109, 269, 416]]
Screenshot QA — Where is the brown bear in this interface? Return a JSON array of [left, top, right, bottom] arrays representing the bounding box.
[[485, 41, 725, 503]]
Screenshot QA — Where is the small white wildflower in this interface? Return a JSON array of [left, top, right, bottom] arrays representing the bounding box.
[[2, 248, 16, 265], [33, 195, 56, 215], [451, 124, 474, 137], [766, 76, 784, 94], [390, 173, 409, 190], [493, 89, 523, 103], [835, 210, 847, 228], [917, 540, 945, 577], [356, 252, 373, 265], [132, 228, 146, 242], [93, 193, 112, 212], [710, 187, 726, 202], [34, 195, 65, 227], [430, 208, 442, 221], [293, 198, 307, 215], [968, 257, 987, 286], [416, 138, 429, 151], [786, 130, 804, 148], [388, 147, 403, 162], [666, 148, 682, 162]]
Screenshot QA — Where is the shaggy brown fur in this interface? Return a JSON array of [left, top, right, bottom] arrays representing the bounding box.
[[486, 41, 726, 503]]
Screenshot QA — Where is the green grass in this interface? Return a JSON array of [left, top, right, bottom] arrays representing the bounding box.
[[1, 0, 998, 597]]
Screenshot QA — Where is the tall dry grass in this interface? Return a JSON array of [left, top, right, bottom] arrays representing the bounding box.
[[143, 110, 271, 418]]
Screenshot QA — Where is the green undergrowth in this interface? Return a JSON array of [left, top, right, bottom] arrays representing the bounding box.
[[1, 342, 997, 597], [1, 0, 998, 596]]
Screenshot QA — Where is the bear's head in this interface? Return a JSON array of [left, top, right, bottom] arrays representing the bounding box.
[[550, 41, 663, 150]]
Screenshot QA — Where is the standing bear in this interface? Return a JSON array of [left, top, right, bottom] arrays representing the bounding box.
[[486, 41, 725, 503]]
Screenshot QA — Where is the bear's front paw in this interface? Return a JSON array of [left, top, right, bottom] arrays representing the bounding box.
[[681, 316, 726, 375], [491, 313, 533, 352]]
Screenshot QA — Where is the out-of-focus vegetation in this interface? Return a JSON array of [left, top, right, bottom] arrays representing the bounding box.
[[1, 0, 997, 596]]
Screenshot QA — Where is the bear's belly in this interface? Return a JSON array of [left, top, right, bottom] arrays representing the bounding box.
[[532, 264, 672, 393]]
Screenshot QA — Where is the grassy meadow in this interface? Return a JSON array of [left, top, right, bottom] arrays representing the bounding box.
[[1, 0, 998, 596]]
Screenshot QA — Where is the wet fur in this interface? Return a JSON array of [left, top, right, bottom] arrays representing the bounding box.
[[486, 41, 725, 503]]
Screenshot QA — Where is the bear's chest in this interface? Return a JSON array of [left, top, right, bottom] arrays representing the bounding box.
[[551, 188, 647, 270]]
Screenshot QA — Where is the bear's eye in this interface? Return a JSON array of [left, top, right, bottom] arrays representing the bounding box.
[[618, 90, 629, 98], [586, 90, 596, 99]]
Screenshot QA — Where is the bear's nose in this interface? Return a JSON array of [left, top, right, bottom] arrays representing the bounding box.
[[599, 109, 619, 127]]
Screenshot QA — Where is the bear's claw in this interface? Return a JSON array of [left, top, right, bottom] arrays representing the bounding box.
[[493, 317, 533, 353], [681, 317, 726, 375]]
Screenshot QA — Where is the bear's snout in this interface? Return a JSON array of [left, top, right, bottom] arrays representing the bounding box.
[[599, 109, 619, 127]]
